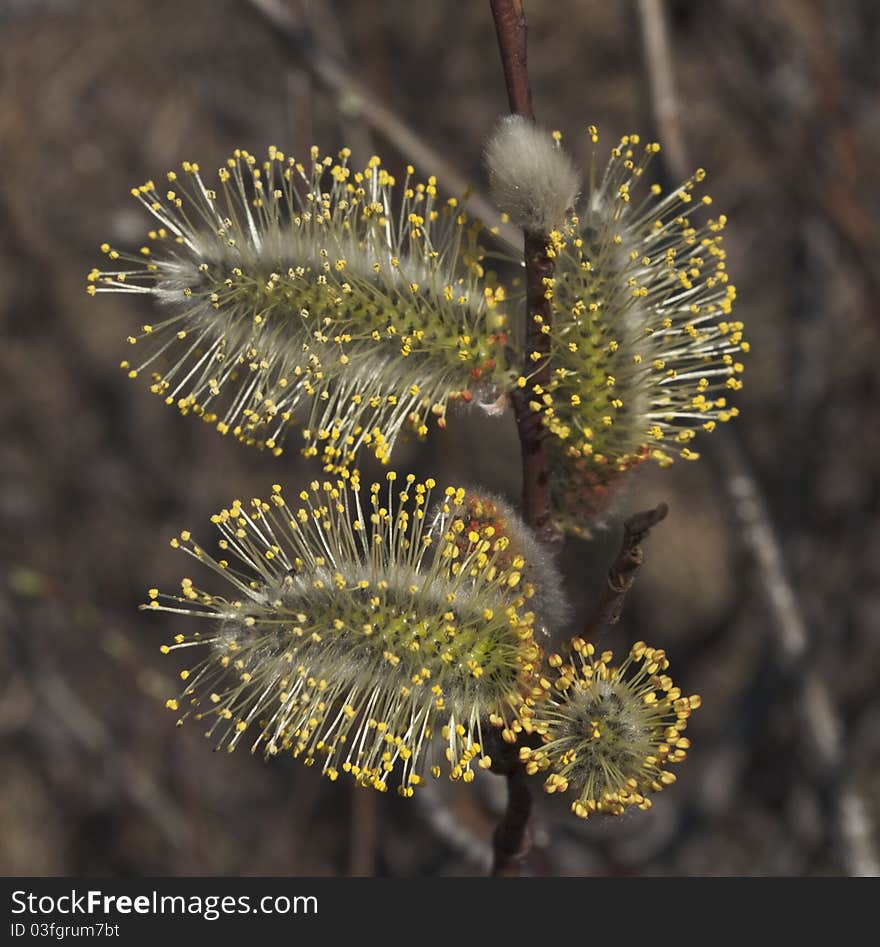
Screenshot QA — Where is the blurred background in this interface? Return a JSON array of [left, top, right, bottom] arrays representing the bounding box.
[[1, 0, 878, 876]]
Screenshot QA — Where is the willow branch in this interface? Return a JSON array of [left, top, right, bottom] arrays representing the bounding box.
[[489, 0, 533, 118], [488, 0, 562, 878], [491, 0, 559, 547]]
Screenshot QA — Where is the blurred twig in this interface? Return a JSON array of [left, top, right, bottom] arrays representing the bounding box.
[[348, 785, 380, 876], [708, 0, 880, 311], [21, 641, 192, 853], [414, 783, 493, 871], [635, 0, 879, 877], [245, 0, 520, 251], [283, 0, 376, 164]]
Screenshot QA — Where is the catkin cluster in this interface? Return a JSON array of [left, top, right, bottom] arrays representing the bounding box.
[[91, 120, 727, 820], [150, 473, 698, 814]]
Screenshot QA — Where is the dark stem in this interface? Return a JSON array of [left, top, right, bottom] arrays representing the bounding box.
[[513, 232, 558, 542], [491, 762, 534, 876], [491, 0, 560, 547], [348, 784, 379, 876], [488, 0, 561, 877], [584, 502, 668, 637], [489, 0, 533, 119]]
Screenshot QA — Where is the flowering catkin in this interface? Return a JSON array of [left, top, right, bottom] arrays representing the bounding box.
[[493, 126, 746, 537], [148, 473, 543, 793], [521, 637, 700, 819], [89, 147, 514, 471]]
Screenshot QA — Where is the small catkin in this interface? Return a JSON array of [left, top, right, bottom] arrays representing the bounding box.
[[523, 638, 700, 820], [485, 115, 580, 233]]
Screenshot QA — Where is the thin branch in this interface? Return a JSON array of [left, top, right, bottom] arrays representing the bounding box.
[[515, 231, 558, 542], [635, 0, 878, 877], [584, 502, 668, 637], [635, 0, 688, 183], [636, 0, 810, 666], [245, 0, 520, 250], [491, 0, 559, 547], [712, 434, 808, 667], [489, 0, 540, 881], [489, 0, 533, 119], [488, 0, 565, 877]]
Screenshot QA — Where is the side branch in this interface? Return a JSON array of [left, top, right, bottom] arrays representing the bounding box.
[[584, 502, 668, 637]]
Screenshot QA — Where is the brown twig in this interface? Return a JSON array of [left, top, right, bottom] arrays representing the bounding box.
[[515, 231, 558, 542], [245, 0, 520, 251], [635, 0, 878, 877], [414, 783, 494, 870], [635, 0, 688, 185], [487, 0, 563, 877], [635, 0, 810, 666], [490, 0, 559, 547], [584, 502, 668, 637], [489, 0, 533, 119]]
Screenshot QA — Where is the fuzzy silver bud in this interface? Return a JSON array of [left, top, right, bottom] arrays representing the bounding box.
[[485, 115, 580, 233]]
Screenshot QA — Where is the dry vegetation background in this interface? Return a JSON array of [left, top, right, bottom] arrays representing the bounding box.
[[1, 0, 878, 876]]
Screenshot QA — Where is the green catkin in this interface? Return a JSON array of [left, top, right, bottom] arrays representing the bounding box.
[[149, 473, 544, 794], [89, 147, 515, 472], [495, 127, 747, 537]]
